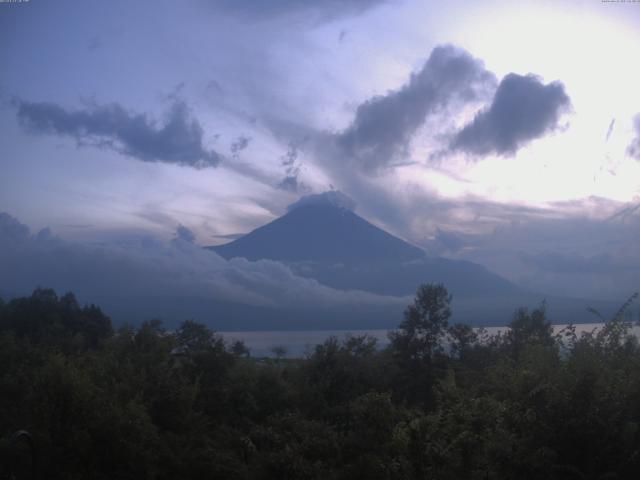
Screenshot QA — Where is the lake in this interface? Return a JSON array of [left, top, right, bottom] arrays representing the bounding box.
[[220, 323, 640, 358]]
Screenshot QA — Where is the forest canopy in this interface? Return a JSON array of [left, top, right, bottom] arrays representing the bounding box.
[[1, 285, 640, 479]]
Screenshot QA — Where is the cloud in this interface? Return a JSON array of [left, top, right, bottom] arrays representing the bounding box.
[[451, 73, 570, 156], [433, 228, 466, 253], [277, 141, 305, 192], [0, 212, 30, 242], [606, 118, 616, 142], [520, 251, 640, 275], [175, 225, 197, 243], [334, 45, 496, 172], [427, 200, 640, 301], [627, 114, 640, 160], [0, 212, 404, 323], [15, 99, 221, 168], [210, 0, 390, 21], [214, 233, 245, 241], [287, 190, 357, 212], [278, 175, 301, 192], [230, 135, 251, 158]]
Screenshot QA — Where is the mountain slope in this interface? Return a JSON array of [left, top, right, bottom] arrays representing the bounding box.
[[208, 200, 521, 299], [210, 203, 425, 264], [297, 256, 519, 297]]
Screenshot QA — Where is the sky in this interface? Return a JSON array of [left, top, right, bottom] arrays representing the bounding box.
[[1, 0, 640, 303]]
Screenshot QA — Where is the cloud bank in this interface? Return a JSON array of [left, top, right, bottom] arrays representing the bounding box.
[[424, 201, 640, 301], [520, 251, 640, 275], [16, 99, 221, 168], [451, 73, 570, 156], [0, 213, 404, 324]]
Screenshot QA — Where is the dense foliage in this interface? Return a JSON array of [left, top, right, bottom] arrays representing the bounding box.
[[1, 286, 640, 479]]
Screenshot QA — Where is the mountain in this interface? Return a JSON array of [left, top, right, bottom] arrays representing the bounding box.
[[206, 194, 623, 328], [208, 196, 520, 299], [211, 202, 425, 264]]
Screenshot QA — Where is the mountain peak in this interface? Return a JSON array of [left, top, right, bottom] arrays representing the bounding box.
[[287, 191, 356, 213], [210, 195, 425, 264]]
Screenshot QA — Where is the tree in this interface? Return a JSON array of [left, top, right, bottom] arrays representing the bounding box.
[[448, 323, 478, 360], [270, 345, 288, 362], [175, 319, 218, 354], [506, 303, 554, 359], [390, 283, 452, 362], [389, 283, 452, 407], [0, 288, 112, 350], [230, 339, 250, 358]]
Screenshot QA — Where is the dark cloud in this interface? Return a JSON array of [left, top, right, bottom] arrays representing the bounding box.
[[278, 175, 301, 192], [451, 73, 570, 156], [277, 141, 304, 192], [15, 99, 221, 168], [210, 0, 389, 21], [281, 141, 299, 168], [606, 118, 616, 142], [230, 135, 251, 158], [627, 115, 640, 160], [336, 45, 496, 172]]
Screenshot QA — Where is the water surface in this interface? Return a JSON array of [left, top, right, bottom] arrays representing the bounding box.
[[221, 323, 640, 358]]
